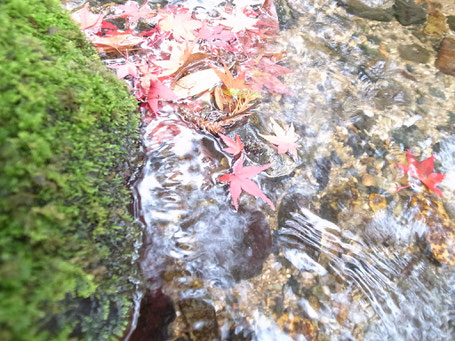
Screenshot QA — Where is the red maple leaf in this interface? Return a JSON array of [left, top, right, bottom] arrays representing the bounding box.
[[147, 79, 177, 113], [397, 150, 445, 196], [218, 155, 274, 210], [219, 133, 244, 156]]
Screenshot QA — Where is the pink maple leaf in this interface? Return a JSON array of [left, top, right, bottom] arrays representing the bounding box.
[[259, 118, 300, 159], [245, 57, 295, 95], [219, 133, 244, 156], [218, 155, 274, 210], [147, 79, 177, 113], [115, 1, 154, 24], [197, 24, 236, 42], [158, 11, 202, 41], [397, 150, 445, 196], [71, 3, 104, 30], [112, 60, 138, 79]]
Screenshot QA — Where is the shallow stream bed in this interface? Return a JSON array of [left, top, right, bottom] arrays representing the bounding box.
[[68, 0, 455, 339]]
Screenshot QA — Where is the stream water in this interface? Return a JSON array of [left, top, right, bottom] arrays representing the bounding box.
[[67, 0, 455, 339]]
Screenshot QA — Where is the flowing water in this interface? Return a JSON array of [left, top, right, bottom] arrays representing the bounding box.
[[67, 0, 455, 339]]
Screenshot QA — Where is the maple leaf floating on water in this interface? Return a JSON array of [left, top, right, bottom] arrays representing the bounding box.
[[259, 118, 300, 159], [219, 133, 244, 156], [158, 10, 202, 41], [220, 4, 259, 33], [218, 155, 274, 210], [147, 79, 177, 113], [397, 150, 445, 196]]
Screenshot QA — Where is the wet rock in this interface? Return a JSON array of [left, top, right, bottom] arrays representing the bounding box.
[[275, 0, 302, 29], [411, 194, 455, 266], [313, 157, 332, 191], [129, 289, 176, 341], [448, 16, 455, 31], [104, 17, 126, 30], [424, 10, 448, 36], [177, 206, 272, 284], [398, 44, 431, 64], [278, 192, 321, 264], [277, 190, 314, 228], [391, 124, 425, 149], [179, 298, 219, 341], [276, 314, 317, 340], [340, 0, 395, 22], [394, 0, 427, 26], [429, 87, 446, 99], [231, 210, 272, 281], [352, 111, 375, 131], [435, 37, 455, 76], [346, 127, 374, 157]]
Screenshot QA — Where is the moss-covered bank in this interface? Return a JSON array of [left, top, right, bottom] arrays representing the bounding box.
[[0, 0, 141, 339]]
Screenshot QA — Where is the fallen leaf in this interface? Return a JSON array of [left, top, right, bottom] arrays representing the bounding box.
[[89, 33, 144, 53], [397, 150, 445, 196], [115, 0, 154, 24], [218, 155, 274, 210], [211, 63, 249, 91], [219, 133, 244, 156], [248, 70, 295, 95], [220, 5, 259, 33], [172, 68, 220, 99], [71, 3, 104, 30], [147, 79, 178, 113], [244, 57, 295, 95], [197, 24, 236, 43], [113, 61, 138, 79], [153, 41, 193, 76], [158, 11, 202, 40], [259, 118, 300, 159]]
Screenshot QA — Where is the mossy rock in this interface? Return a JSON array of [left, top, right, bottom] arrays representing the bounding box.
[[0, 0, 141, 340]]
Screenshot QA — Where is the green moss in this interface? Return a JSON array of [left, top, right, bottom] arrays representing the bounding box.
[[0, 0, 141, 340]]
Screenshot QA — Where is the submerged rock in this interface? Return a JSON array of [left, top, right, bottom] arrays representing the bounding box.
[[341, 0, 395, 22], [231, 210, 273, 281], [179, 298, 219, 341], [394, 0, 427, 26], [448, 15, 455, 31], [275, 0, 302, 29], [435, 37, 455, 76], [129, 290, 176, 341], [398, 44, 431, 64], [424, 10, 448, 36]]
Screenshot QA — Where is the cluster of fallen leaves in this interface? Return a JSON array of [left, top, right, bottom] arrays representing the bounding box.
[[71, 0, 294, 117], [71, 0, 301, 211]]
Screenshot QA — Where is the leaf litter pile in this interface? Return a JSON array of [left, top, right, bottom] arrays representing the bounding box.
[[71, 0, 300, 210], [71, 0, 446, 211]]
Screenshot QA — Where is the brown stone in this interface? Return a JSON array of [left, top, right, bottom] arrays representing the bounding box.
[[369, 193, 387, 213], [435, 37, 455, 76], [424, 10, 448, 36], [362, 174, 376, 187]]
